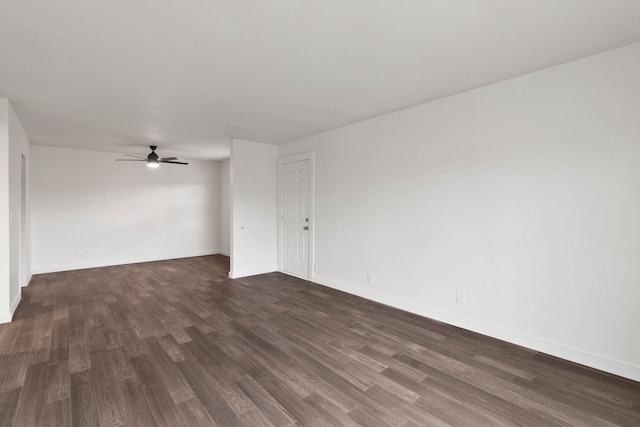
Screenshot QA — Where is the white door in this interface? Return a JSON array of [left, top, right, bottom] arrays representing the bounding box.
[[280, 159, 310, 279]]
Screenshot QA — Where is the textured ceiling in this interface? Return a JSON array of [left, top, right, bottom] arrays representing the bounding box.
[[1, 0, 640, 160]]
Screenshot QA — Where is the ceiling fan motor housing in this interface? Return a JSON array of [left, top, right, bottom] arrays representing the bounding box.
[[148, 146, 159, 161]]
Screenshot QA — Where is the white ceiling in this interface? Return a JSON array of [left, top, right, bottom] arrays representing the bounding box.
[[1, 1, 640, 160]]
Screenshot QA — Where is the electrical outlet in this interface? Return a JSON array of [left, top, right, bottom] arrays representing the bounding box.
[[78, 252, 84, 260], [456, 290, 466, 304], [367, 274, 374, 285], [313, 264, 317, 273]]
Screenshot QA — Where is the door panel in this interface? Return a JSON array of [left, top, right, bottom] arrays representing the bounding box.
[[281, 159, 310, 278]]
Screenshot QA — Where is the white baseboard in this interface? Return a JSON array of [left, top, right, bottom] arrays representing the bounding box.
[[218, 250, 230, 257], [28, 272, 33, 285], [10, 292, 21, 315], [32, 250, 225, 275], [0, 292, 22, 324], [312, 275, 640, 383], [0, 313, 11, 324], [229, 266, 276, 279], [21, 271, 33, 287]]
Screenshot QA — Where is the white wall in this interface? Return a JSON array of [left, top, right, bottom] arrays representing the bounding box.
[[230, 139, 278, 278], [279, 43, 640, 381], [0, 99, 31, 323], [31, 146, 222, 273], [219, 159, 231, 256], [0, 100, 10, 322]]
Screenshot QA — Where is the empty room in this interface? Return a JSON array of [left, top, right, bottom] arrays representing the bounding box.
[[1, 1, 639, 426]]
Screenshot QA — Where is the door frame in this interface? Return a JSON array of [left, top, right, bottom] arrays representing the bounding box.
[[277, 151, 314, 280], [20, 154, 28, 287]]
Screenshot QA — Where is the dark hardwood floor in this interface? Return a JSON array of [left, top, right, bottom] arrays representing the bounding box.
[[1, 255, 638, 426]]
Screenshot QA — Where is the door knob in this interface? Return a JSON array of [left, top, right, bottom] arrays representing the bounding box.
[[303, 226, 309, 230]]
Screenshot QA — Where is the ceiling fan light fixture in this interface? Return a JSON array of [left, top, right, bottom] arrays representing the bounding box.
[[116, 146, 188, 166]]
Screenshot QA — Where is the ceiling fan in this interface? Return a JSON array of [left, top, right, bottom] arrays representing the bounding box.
[[116, 145, 188, 168]]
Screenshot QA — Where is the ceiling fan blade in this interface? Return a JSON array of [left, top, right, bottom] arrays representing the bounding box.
[[159, 157, 177, 161], [116, 159, 146, 161], [123, 153, 146, 159], [160, 160, 189, 165]]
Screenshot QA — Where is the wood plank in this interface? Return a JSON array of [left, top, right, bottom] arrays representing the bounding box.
[[183, 325, 245, 380], [0, 319, 34, 392], [119, 377, 159, 427], [89, 349, 127, 426], [176, 359, 244, 427], [49, 318, 69, 363], [177, 397, 220, 427], [156, 335, 188, 362], [29, 312, 54, 365], [0, 353, 30, 393], [45, 361, 71, 404], [130, 354, 187, 426], [12, 362, 48, 427], [70, 370, 98, 427], [0, 388, 21, 427], [68, 340, 91, 374], [142, 337, 195, 403], [234, 375, 296, 427], [42, 397, 71, 427], [250, 367, 329, 426], [174, 341, 256, 417], [108, 346, 136, 382], [238, 407, 276, 427]]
